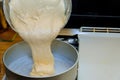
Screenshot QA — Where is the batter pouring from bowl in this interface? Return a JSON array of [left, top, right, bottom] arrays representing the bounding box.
[[9, 0, 67, 77]]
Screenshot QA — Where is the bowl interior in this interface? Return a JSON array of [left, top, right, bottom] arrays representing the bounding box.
[[3, 40, 78, 78]]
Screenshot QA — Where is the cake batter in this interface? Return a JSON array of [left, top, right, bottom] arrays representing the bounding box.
[[9, 0, 66, 77]]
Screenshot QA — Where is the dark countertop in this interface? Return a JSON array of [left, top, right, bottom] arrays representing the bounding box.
[[0, 2, 2, 8]]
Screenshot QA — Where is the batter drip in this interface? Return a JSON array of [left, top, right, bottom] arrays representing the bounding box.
[[9, 0, 66, 76]]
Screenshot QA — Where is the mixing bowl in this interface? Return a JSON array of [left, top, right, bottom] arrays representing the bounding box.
[[3, 0, 72, 31]]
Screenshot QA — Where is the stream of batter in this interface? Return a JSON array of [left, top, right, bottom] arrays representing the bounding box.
[[9, 0, 66, 77]]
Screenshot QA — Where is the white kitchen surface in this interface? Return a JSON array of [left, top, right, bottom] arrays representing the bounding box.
[[78, 32, 120, 80]]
